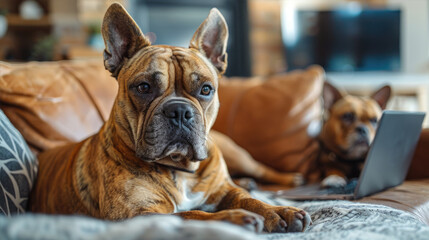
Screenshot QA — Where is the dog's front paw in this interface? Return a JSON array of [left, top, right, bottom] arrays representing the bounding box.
[[215, 209, 264, 233], [262, 207, 312, 233], [321, 175, 347, 188]]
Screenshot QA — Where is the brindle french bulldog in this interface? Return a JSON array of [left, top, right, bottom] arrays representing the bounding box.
[[29, 3, 311, 233]]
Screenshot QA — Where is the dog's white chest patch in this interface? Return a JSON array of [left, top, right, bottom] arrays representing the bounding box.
[[176, 179, 206, 212]]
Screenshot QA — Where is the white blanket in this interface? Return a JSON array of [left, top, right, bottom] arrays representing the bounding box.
[[1, 191, 428, 240]]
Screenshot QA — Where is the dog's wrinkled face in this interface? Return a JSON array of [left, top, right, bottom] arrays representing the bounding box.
[[119, 47, 221, 172], [101, 4, 228, 172], [321, 82, 391, 160]]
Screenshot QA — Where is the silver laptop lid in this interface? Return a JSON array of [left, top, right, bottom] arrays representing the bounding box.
[[354, 111, 425, 199]]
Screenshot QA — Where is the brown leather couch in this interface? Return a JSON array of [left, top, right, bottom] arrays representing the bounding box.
[[1, 60, 429, 225]]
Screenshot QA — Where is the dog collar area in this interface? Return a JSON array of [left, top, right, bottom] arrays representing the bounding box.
[[318, 141, 365, 164], [325, 150, 365, 164]]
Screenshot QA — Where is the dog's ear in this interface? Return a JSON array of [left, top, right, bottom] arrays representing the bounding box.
[[371, 85, 391, 110], [102, 3, 151, 77], [189, 8, 229, 74], [323, 81, 344, 110]]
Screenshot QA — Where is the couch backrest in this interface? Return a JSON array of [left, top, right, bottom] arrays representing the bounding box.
[[213, 66, 324, 176], [0, 60, 118, 154]]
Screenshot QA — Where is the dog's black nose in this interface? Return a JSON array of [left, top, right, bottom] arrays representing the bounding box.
[[355, 125, 369, 137], [163, 101, 194, 127]]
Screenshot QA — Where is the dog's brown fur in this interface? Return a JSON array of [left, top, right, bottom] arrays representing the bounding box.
[[211, 131, 303, 188], [28, 4, 311, 233], [318, 82, 391, 187]]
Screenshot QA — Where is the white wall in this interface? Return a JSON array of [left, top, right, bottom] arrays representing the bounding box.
[[388, 0, 429, 72]]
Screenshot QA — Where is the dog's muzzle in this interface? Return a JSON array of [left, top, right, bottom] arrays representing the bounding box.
[[137, 98, 208, 165]]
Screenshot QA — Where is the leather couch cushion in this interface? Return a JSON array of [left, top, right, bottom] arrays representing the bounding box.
[[360, 179, 429, 225], [212, 66, 324, 176], [0, 61, 117, 154]]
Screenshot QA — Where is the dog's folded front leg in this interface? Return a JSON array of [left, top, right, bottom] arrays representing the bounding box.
[[174, 209, 264, 232], [216, 187, 312, 233]]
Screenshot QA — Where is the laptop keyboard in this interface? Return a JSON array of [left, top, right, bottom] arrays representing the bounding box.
[[320, 178, 358, 195]]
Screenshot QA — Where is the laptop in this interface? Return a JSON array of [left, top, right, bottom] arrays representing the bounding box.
[[275, 110, 425, 200]]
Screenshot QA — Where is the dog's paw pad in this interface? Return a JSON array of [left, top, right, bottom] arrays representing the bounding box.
[[241, 214, 264, 233], [321, 175, 347, 188], [288, 210, 312, 232]]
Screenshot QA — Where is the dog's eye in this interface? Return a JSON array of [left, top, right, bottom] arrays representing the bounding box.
[[137, 83, 151, 94], [369, 117, 378, 124], [342, 112, 356, 123], [200, 85, 212, 96]]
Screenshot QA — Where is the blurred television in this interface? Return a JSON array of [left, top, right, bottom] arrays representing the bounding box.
[[128, 0, 251, 77], [282, 8, 400, 72], [281, 0, 429, 73]]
